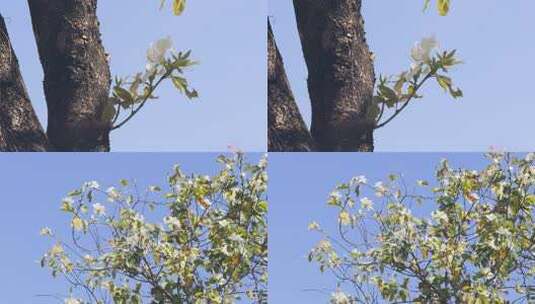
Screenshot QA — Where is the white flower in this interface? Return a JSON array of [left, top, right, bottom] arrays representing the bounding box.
[[149, 185, 161, 192], [164, 216, 182, 229], [229, 233, 244, 243], [350, 175, 367, 185], [480, 267, 494, 280], [360, 197, 373, 210], [308, 221, 320, 231], [106, 187, 120, 202], [328, 191, 342, 205], [431, 210, 448, 223], [338, 211, 351, 225], [496, 227, 511, 237], [92, 203, 106, 215], [83, 255, 95, 263], [39, 227, 53, 236], [330, 290, 350, 304], [133, 213, 145, 223], [83, 181, 100, 190], [331, 191, 342, 200], [417, 180, 429, 187], [485, 214, 497, 222], [50, 243, 64, 255], [71, 217, 85, 231], [411, 36, 439, 63], [374, 182, 387, 197], [146, 36, 173, 64], [64, 298, 81, 304], [317, 240, 332, 251], [404, 63, 421, 81]]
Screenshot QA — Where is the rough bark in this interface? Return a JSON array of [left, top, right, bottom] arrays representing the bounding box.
[[293, 0, 375, 151], [268, 21, 314, 152], [28, 0, 111, 151], [0, 13, 48, 151]]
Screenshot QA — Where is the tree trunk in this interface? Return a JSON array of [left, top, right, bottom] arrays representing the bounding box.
[[0, 13, 48, 151], [268, 21, 314, 152], [293, 0, 375, 151], [28, 0, 111, 151]]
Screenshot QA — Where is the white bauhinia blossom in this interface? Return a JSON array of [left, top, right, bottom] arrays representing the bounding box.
[[147, 36, 173, 64], [417, 179, 429, 187], [149, 185, 161, 192], [431, 210, 448, 223], [329, 191, 343, 205], [83, 181, 99, 190], [40, 227, 53, 236], [404, 63, 421, 81], [229, 233, 244, 243], [360, 197, 373, 210], [331, 191, 342, 200], [92, 203, 106, 216], [496, 226, 511, 237], [350, 175, 367, 186], [164, 216, 182, 229], [318, 239, 332, 251], [339, 211, 351, 225], [106, 187, 120, 202], [83, 255, 95, 263], [410, 36, 439, 64], [133, 212, 145, 223], [308, 221, 320, 231], [374, 182, 387, 197], [330, 290, 351, 304], [146, 36, 173, 73]]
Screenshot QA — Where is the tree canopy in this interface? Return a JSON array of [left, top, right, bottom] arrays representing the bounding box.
[[41, 153, 268, 304], [309, 152, 535, 303]]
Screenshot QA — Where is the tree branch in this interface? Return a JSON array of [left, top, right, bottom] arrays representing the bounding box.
[[375, 73, 433, 129], [0, 13, 48, 151], [268, 20, 314, 152]]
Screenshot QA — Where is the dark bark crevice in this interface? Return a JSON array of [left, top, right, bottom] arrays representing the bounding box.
[[0, 13, 48, 151], [293, 0, 375, 152], [268, 20, 314, 152], [28, 0, 111, 151]]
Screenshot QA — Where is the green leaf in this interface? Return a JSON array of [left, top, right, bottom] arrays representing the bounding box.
[[114, 86, 135, 105], [436, 75, 452, 92], [172, 76, 186, 93], [378, 84, 399, 108]]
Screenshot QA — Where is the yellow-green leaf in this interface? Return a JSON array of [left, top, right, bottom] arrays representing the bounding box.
[[437, 0, 450, 16], [173, 0, 186, 16]]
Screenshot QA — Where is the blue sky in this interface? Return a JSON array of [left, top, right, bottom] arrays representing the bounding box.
[[269, 152, 498, 303], [269, 1, 535, 151], [2, 1, 266, 151], [0, 153, 262, 304]]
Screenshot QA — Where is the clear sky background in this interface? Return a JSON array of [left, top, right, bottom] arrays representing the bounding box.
[[0, 153, 261, 303], [269, 152, 502, 303], [269, 1, 535, 151], [2, 1, 266, 151]]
